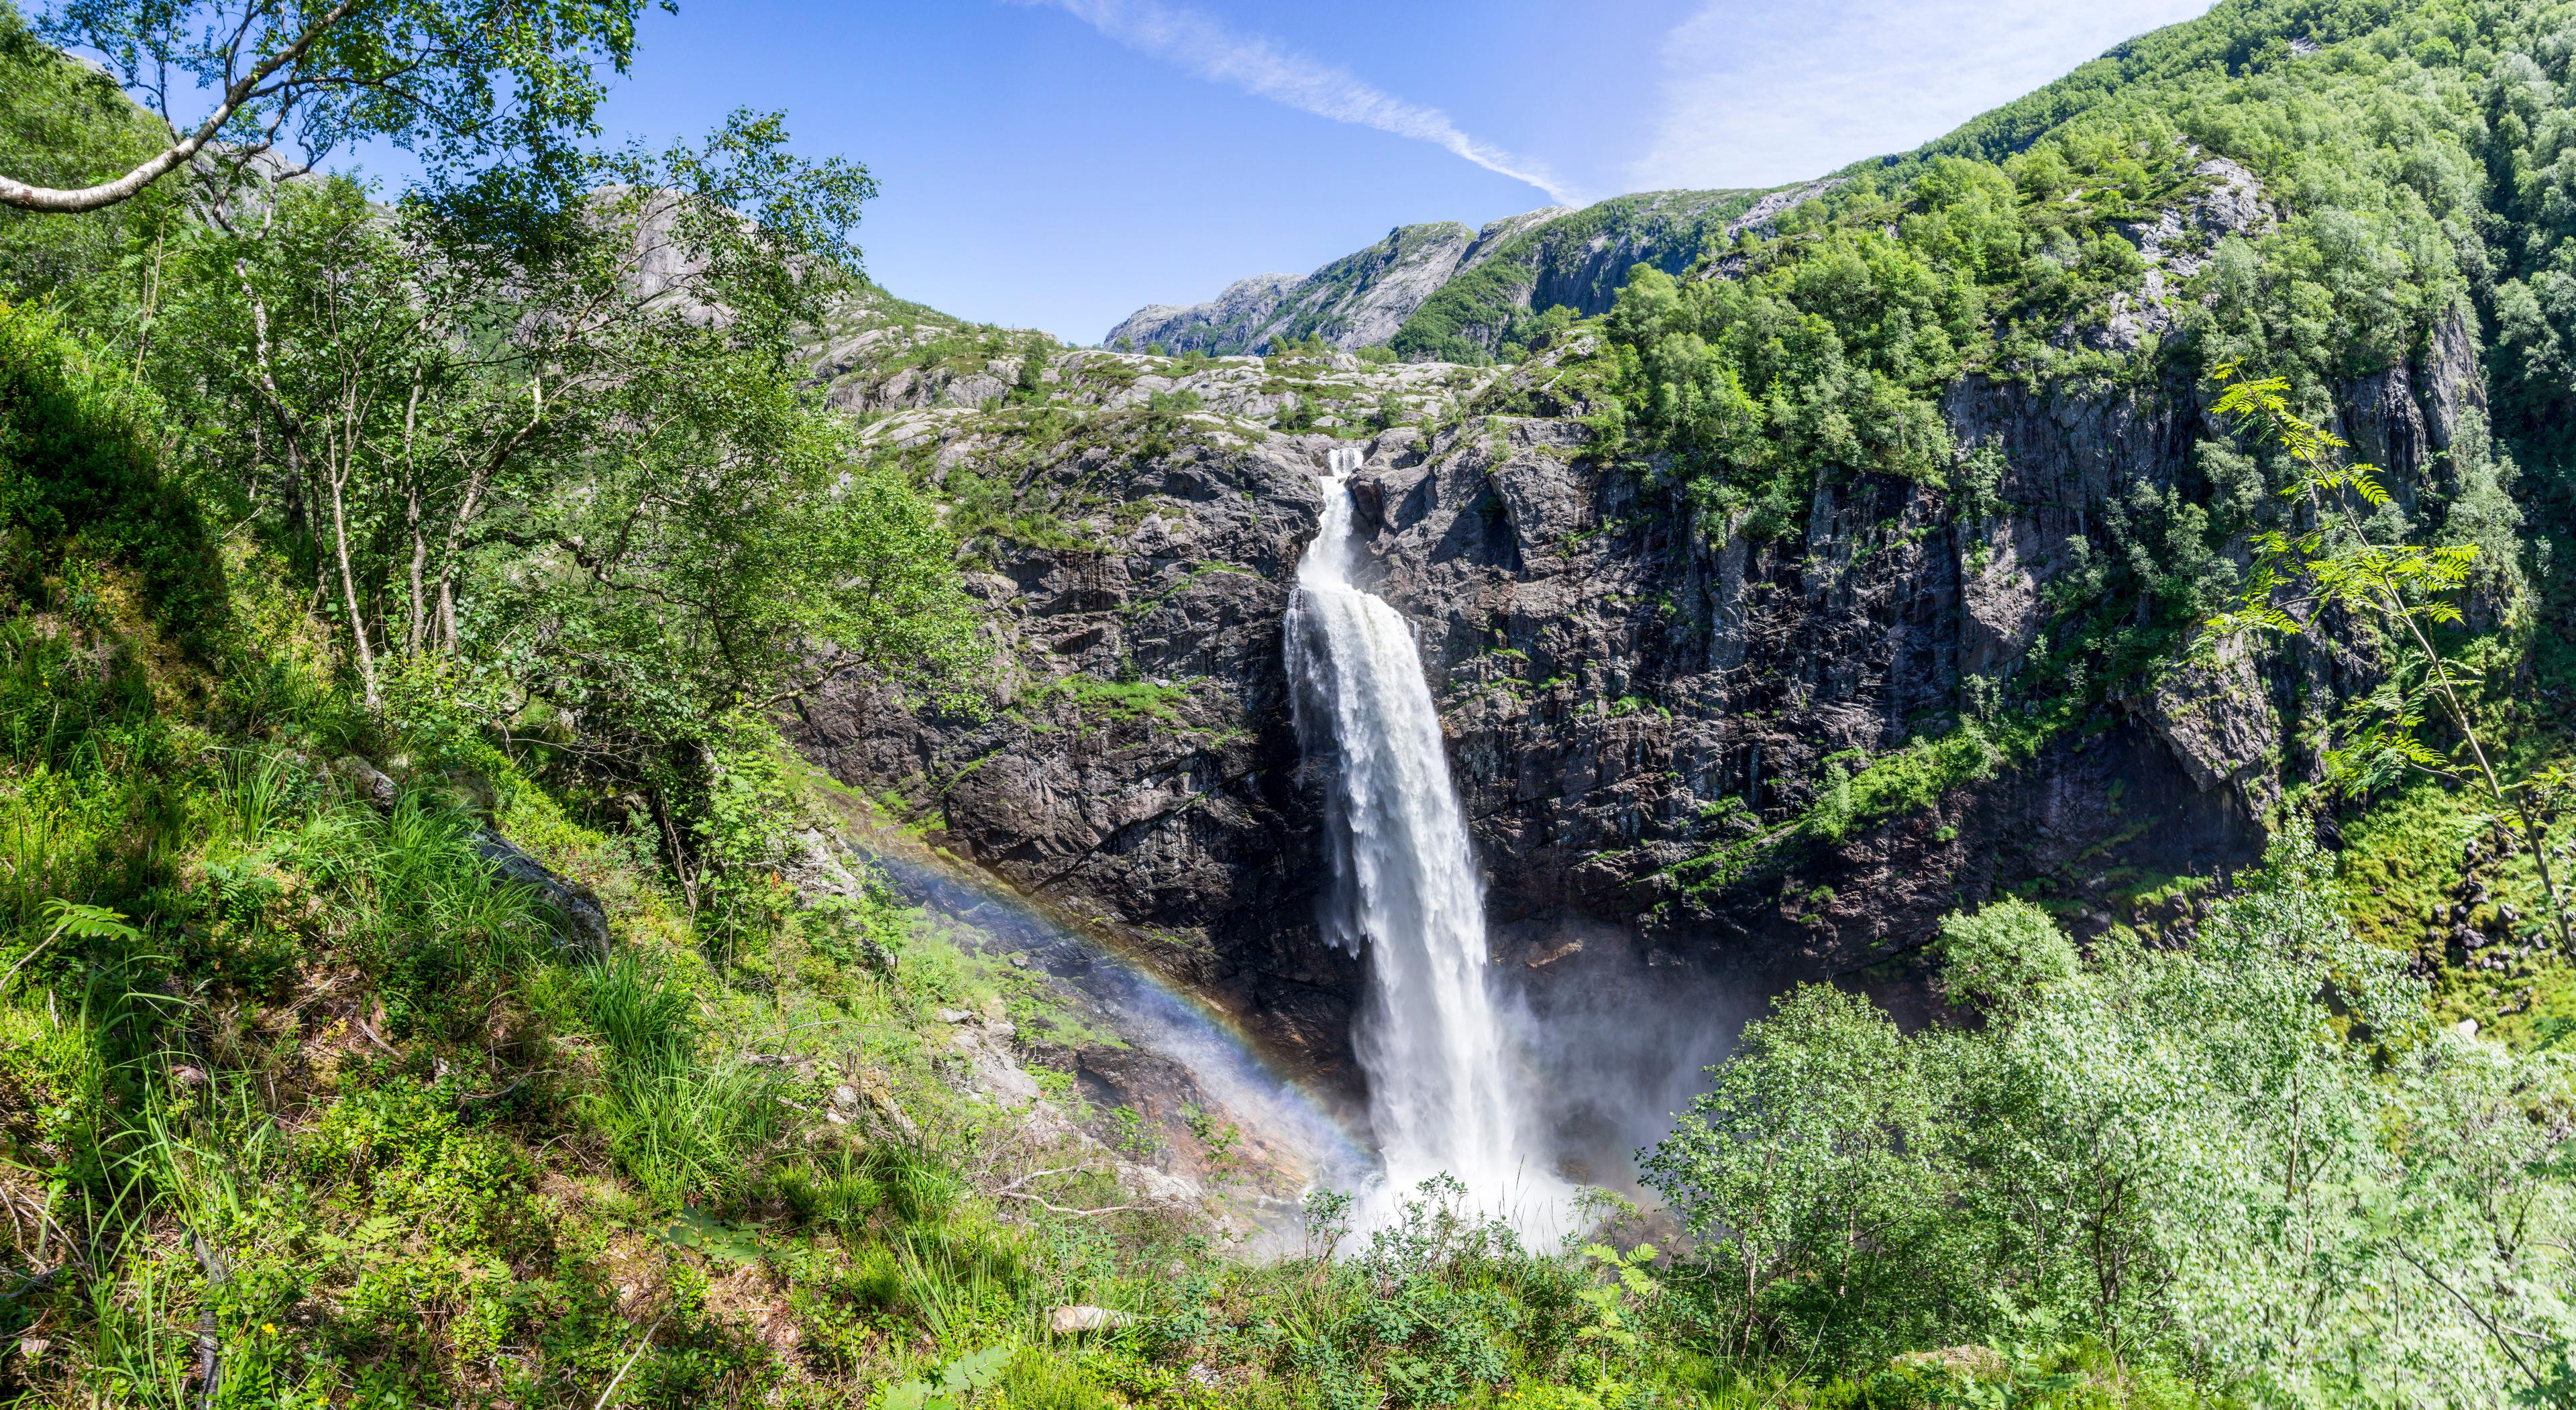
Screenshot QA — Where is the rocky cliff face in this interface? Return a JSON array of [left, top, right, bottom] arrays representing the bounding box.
[[1104, 271, 1311, 360], [795, 160, 2492, 1089], [1105, 212, 1570, 356]]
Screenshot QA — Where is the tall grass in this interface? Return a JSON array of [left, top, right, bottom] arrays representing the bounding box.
[[211, 749, 301, 846], [896, 1219, 1036, 1349], [586, 1049, 786, 1208], [0, 781, 88, 937], [578, 950, 692, 1065], [277, 793, 545, 1035], [573, 948, 790, 1209], [998, 1346, 1116, 1410], [80, 1233, 196, 1410]]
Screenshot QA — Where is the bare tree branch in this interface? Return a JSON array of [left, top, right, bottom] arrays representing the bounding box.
[[0, 0, 360, 213]]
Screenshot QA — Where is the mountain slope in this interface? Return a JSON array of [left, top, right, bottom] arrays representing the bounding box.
[[1106, 210, 1565, 357], [834, 0, 2576, 1056], [1107, 186, 1806, 360], [1385, 182, 1829, 362]]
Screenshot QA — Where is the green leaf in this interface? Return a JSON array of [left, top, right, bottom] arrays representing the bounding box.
[[663, 1207, 765, 1265], [42, 900, 136, 941], [939, 1348, 1010, 1394]]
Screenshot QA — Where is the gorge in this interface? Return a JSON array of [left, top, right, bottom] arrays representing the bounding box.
[[9, 0, 2576, 1402]]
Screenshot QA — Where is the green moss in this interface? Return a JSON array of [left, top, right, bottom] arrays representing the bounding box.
[[2338, 780, 2478, 956], [1026, 673, 1193, 725]]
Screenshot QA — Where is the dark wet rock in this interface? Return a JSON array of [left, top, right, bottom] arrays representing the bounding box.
[[2135, 641, 2283, 822], [1020, 1038, 1212, 1163]]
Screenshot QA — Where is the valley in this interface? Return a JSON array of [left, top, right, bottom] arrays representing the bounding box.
[[3, 0, 2576, 1406]]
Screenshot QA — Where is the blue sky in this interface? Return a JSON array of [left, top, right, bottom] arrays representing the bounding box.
[[494, 1, 2216, 342]]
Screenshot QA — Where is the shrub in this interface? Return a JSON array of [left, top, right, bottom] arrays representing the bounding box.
[[301, 1081, 545, 1259], [0, 299, 227, 651], [1935, 898, 2079, 1014]]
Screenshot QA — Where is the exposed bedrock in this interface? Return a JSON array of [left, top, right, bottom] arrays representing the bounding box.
[[789, 336, 2477, 1080]]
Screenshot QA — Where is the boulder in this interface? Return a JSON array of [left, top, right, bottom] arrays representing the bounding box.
[[1047, 1305, 1136, 1337], [473, 830, 610, 956], [331, 756, 400, 812]]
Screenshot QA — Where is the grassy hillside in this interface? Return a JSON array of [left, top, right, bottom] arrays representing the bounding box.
[[0, 298, 1084, 1407]]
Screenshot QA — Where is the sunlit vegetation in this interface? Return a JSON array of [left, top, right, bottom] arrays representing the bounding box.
[[3, 0, 2576, 1405]]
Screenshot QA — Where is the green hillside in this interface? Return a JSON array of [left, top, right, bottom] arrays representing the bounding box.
[[1387, 187, 1773, 363]]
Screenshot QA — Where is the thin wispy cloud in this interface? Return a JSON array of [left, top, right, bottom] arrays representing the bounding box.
[[1020, 0, 1577, 203], [1632, 1, 2216, 191]]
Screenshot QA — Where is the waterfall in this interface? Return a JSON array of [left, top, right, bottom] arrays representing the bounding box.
[[1285, 447, 1562, 1227]]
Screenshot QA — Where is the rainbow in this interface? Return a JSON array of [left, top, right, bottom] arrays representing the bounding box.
[[846, 815, 1376, 1200]]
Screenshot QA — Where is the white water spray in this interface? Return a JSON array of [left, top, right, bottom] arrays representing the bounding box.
[[1285, 447, 1565, 1229]]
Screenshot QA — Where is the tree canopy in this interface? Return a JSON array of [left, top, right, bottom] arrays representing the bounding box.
[[2, 0, 656, 213]]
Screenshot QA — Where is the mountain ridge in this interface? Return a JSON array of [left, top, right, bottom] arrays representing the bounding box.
[[1106, 185, 1816, 361], [1104, 206, 1572, 357]]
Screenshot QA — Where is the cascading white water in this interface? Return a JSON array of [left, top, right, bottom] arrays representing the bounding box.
[[1285, 447, 1563, 1227]]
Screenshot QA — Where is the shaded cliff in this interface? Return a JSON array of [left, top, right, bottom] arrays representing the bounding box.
[[783, 288, 2485, 1081]]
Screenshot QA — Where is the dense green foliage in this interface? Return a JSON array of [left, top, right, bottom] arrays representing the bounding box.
[[1560, 0, 2576, 935], [1649, 853, 2576, 1405], [0, 303, 221, 645], [126, 108, 970, 924], [1577, 11, 2576, 1396], [0, 4, 167, 319], [1595, 126, 2198, 529], [10, 0, 656, 217]]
